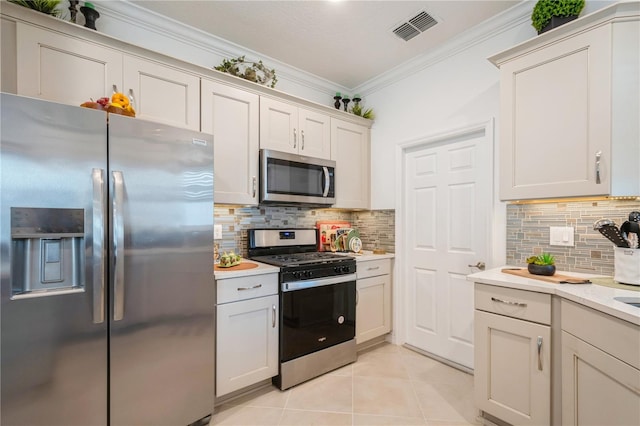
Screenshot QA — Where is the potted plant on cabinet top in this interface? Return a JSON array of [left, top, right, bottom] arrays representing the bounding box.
[[8, 0, 62, 17], [527, 253, 556, 276], [531, 0, 585, 34]]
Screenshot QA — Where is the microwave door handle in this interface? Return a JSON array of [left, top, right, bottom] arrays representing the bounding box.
[[322, 166, 330, 197]]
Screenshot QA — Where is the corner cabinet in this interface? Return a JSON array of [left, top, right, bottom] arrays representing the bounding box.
[[331, 118, 370, 209], [259, 97, 331, 160], [356, 258, 392, 344], [15, 22, 123, 107], [202, 80, 259, 205], [561, 300, 640, 426], [474, 284, 551, 425], [13, 22, 201, 131], [215, 273, 279, 397], [490, 3, 640, 200]]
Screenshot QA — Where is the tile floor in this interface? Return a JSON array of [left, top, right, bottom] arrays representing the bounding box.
[[210, 343, 480, 425]]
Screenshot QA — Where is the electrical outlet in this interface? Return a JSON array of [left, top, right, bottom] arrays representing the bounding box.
[[550, 226, 574, 247], [214, 224, 223, 240]]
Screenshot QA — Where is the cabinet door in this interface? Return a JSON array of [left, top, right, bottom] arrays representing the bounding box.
[[202, 80, 259, 205], [562, 331, 640, 426], [499, 25, 611, 200], [16, 23, 122, 106], [356, 273, 391, 344], [259, 97, 298, 154], [331, 119, 370, 209], [216, 295, 278, 397], [475, 310, 551, 425], [123, 55, 200, 130], [299, 108, 331, 159]]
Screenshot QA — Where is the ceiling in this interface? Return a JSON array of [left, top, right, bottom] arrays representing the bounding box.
[[129, 0, 521, 88]]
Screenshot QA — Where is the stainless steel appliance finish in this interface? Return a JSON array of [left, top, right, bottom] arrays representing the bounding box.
[[248, 228, 356, 390], [260, 149, 336, 206], [0, 94, 215, 426]]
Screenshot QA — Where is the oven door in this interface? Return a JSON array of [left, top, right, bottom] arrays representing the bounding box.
[[280, 279, 355, 362], [260, 149, 335, 205]]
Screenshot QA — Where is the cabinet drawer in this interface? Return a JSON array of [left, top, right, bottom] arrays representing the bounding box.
[[217, 273, 278, 304], [475, 283, 551, 325], [357, 259, 390, 279]]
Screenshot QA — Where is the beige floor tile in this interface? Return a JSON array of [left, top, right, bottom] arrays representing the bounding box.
[[223, 385, 290, 408], [412, 381, 478, 425], [327, 362, 354, 377], [285, 374, 353, 413], [359, 342, 402, 356], [353, 376, 422, 418], [210, 405, 283, 425], [279, 409, 352, 425], [353, 351, 410, 380], [353, 413, 426, 425], [404, 355, 473, 389]]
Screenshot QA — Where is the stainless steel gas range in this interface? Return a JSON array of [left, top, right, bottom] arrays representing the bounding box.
[[248, 228, 357, 390]]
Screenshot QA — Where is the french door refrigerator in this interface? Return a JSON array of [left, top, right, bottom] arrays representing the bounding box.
[[0, 93, 215, 426]]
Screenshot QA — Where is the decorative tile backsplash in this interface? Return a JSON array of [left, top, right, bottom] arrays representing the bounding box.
[[506, 200, 640, 276], [214, 206, 395, 256]]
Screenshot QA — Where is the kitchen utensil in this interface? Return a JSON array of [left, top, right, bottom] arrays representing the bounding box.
[[620, 220, 640, 249], [593, 219, 629, 248]]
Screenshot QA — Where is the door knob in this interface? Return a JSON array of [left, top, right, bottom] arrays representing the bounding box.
[[468, 261, 486, 271]]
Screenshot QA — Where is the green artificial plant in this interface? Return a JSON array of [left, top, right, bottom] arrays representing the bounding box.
[[526, 253, 556, 266], [8, 0, 62, 17], [531, 0, 585, 33], [214, 56, 277, 88]]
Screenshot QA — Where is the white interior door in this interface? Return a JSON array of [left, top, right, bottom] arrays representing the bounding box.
[[402, 125, 492, 369]]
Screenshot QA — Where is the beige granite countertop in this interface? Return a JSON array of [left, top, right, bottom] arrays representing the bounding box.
[[335, 250, 395, 262], [468, 267, 640, 325]]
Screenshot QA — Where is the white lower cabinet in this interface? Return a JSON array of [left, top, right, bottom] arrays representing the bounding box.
[[216, 274, 279, 397], [356, 258, 392, 344], [474, 284, 551, 425], [561, 300, 640, 426]]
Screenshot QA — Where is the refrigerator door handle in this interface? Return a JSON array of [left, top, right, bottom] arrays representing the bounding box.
[[112, 170, 125, 321], [92, 168, 106, 324]]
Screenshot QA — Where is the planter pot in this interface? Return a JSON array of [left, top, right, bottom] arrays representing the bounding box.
[[528, 263, 556, 276], [538, 15, 578, 34]]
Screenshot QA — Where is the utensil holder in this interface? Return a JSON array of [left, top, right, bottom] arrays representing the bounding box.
[[614, 248, 640, 285]]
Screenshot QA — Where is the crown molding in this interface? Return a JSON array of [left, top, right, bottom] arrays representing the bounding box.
[[92, 1, 531, 98], [93, 1, 349, 96], [353, 1, 533, 96]]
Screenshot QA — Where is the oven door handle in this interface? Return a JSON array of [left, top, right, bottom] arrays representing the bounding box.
[[282, 273, 357, 292]]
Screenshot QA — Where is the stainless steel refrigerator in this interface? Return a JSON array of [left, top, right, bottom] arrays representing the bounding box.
[[0, 93, 215, 426]]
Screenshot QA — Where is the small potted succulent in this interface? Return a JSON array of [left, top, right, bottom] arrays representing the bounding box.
[[526, 253, 556, 276], [531, 0, 585, 34]]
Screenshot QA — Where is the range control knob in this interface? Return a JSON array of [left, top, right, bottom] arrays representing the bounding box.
[[341, 266, 350, 273]]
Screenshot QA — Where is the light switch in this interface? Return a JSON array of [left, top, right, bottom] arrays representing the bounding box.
[[214, 224, 223, 240], [550, 226, 574, 247]]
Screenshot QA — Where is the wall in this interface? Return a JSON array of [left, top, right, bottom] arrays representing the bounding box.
[[214, 206, 395, 256], [507, 200, 640, 276]]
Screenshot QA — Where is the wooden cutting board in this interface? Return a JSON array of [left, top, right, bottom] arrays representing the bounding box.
[[214, 262, 259, 272], [501, 268, 591, 284]]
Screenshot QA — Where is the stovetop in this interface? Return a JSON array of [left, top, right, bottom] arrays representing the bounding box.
[[250, 251, 350, 268]]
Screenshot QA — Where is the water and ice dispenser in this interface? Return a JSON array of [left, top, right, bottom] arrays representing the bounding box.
[[11, 207, 85, 297]]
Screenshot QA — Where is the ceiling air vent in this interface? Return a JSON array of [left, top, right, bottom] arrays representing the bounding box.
[[392, 10, 438, 42]]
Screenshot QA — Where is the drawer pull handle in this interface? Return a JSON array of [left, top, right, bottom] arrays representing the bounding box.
[[491, 297, 527, 308], [537, 336, 543, 371], [237, 284, 262, 291], [367, 266, 380, 271]]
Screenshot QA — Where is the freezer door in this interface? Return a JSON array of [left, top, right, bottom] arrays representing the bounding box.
[[0, 93, 108, 425], [108, 114, 215, 425]]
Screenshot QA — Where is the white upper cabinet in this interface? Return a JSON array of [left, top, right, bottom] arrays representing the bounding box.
[[490, 4, 639, 200], [201, 79, 259, 205], [260, 97, 331, 160], [16, 23, 123, 106], [123, 55, 200, 131], [331, 118, 370, 209]]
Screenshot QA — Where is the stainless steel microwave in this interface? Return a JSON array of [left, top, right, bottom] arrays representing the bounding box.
[[259, 149, 336, 206]]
